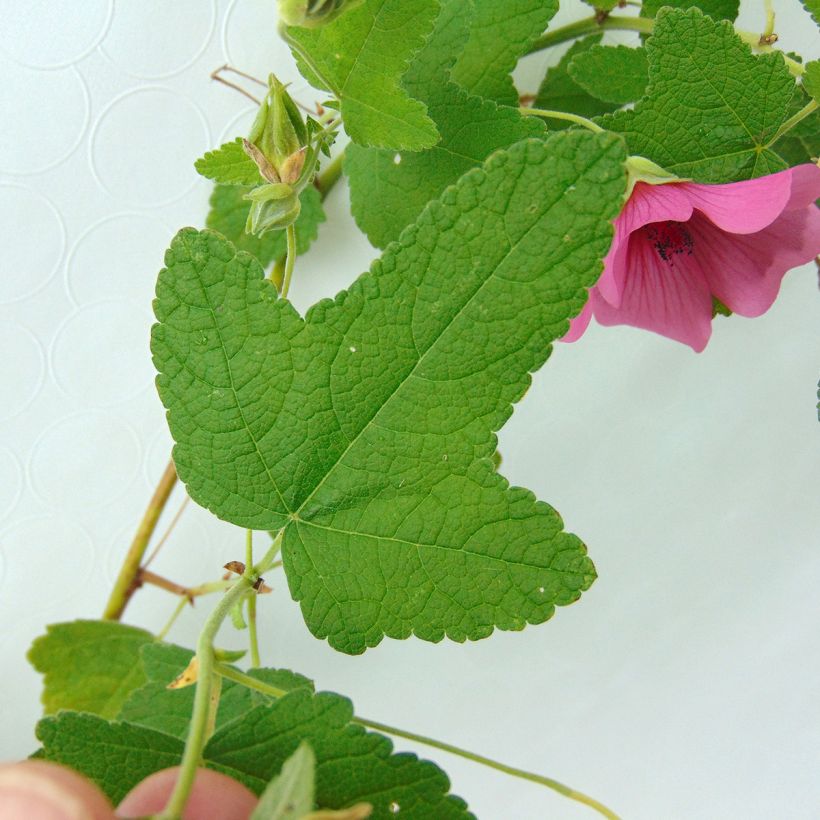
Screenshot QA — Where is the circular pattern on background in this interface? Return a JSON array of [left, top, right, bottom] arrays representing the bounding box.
[[0, 448, 23, 524], [0, 516, 95, 606], [28, 411, 141, 510], [0, 185, 66, 303], [222, 0, 312, 96], [66, 214, 172, 307], [100, 0, 216, 79], [0, 58, 89, 175], [0, 0, 112, 69], [51, 300, 155, 406], [218, 106, 257, 145], [144, 426, 174, 487], [90, 87, 210, 207], [0, 321, 45, 420]]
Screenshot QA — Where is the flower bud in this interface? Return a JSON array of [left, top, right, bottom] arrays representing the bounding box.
[[245, 74, 308, 184], [244, 183, 302, 236], [278, 0, 363, 28]]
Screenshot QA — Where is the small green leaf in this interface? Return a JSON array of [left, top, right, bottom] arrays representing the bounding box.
[[250, 741, 315, 820], [602, 8, 798, 181], [802, 61, 820, 104], [119, 642, 313, 740], [801, 0, 820, 26], [568, 44, 648, 105], [152, 132, 627, 654], [195, 138, 265, 186], [641, 0, 739, 21], [28, 620, 153, 720], [450, 0, 558, 105], [534, 36, 619, 129], [207, 184, 325, 269], [285, 0, 439, 149]]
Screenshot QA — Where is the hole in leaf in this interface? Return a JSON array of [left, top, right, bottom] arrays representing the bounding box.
[[389, 802, 400, 814], [393, 153, 401, 164]]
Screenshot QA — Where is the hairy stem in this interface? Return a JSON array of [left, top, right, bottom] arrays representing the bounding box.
[[103, 460, 177, 620], [281, 224, 297, 299], [212, 668, 621, 820], [156, 532, 284, 819], [245, 530, 261, 667], [521, 107, 604, 132]]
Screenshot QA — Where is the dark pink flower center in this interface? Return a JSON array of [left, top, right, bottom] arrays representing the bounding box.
[[642, 221, 694, 264]]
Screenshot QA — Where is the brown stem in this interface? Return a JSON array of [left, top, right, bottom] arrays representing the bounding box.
[[102, 460, 178, 620], [139, 568, 195, 601]]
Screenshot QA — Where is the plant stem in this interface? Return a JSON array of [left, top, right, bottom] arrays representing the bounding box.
[[212, 668, 621, 820], [245, 530, 261, 667], [144, 496, 190, 569], [762, 0, 775, 39], [156, 532, 284, 819], [521, 107, 604, 132], [280, 225, 297, 299], [157, 596, 189, 641], [103, 460, 178, 620], [765, 99, 818, 146], [315, 151, 345, 197]]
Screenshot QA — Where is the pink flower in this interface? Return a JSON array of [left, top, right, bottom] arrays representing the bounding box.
[[562, 164, 820, 352]]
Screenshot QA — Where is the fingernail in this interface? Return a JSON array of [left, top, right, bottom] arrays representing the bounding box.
[[0, 766, 93, 820]]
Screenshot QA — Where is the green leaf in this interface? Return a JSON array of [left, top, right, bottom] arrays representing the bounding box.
[[450, 0, 558, 105], [207, 184, 325, 269], [285, 0, 439, 149], [346, 0, 546, 248], [28, 620, 154, 720], [251, 741, 315, 820], [119, 642, 313, 740], [568, 44, 648, 105], [152, 132, 627, 654], [802, 61, 820, 104], [582, 0, 620, 10], [771, 103, 820, 167], [195, 138, 265, 186], [641, 0, 739, 21], [534, 36, 619, 129], [39, 691, 474, 816], [602, 7, 797, 181], [801, 0, 820, 26]]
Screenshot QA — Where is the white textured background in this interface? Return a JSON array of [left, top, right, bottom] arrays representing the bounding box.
[[1, 2, 819, 818]]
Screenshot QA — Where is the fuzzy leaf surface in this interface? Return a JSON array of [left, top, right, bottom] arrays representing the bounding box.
[[118, 642, 313, 739], [152, 132, 626, 653], [803, 61, 820, 104], [641, 0, 739, 20], [39, 690, 473, 817], [28, 621, 153, 720], [346, 0, 545, 248], [450, 0, 558, 105], [534, 36, 619, 129], [285, 0, 439, 149], [602, 8, 797, 181], [207, 184, 325, 269], [250, 742, 315, 820], [195, 138, 264, 186], [568, 44, 648, 104]]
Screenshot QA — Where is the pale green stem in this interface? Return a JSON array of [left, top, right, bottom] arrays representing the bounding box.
[[280, 225, 297, 299], [245, 529, 261, 668], [155, 532, 284, 819], [521, 107, 604, 133], [765, 99, 818, 146], [157, 596, 189, 641], [212, 667, 620, 820], [763, 0, 775, 38], [315, 151, 345, 197]]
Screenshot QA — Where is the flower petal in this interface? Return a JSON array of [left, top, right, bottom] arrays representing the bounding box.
[[681, 170, 793, 234], [695, 205, 820, 317], [783, 163, 820, 211], [559, 299, 593, 343], [591, 229, 714, 352]]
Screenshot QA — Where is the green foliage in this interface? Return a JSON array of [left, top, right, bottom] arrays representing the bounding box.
[[346, 0, 545, 248], [118, 642, 313, 739], [802, 61, 820, 104], [28, 621, 153, 720], [801, 0, 820, 26], [207, 184, 325, 269], [582, 0, 620, 10], [568, 44, 648, 105], [450, 0, 558, 105], [772, 104, 820, 166], [285, 0, 439, 149], [534, 36, 619, 129], [38, 689, 473, 817], [602, 8, 797, 181], [641, 0, 739, 20], [151, 132, 626, 655], [195, 138, 265, 186], [250, 742, 315, 820]]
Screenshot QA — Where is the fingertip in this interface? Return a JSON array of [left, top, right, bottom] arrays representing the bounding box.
[[117, 767, 256, 819]]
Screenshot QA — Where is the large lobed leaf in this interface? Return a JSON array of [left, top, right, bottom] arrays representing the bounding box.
[[152, 132, 627, 654], [345, 0, 547, 249], [602, 7, 798, 181], [285, 0, 439, 150]]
